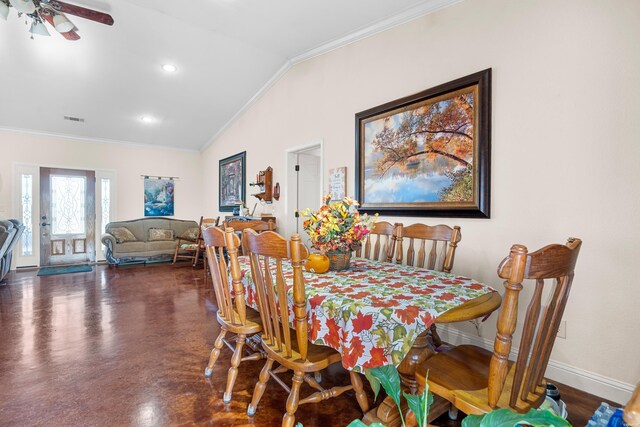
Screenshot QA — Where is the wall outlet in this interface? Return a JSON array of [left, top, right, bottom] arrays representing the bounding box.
[[557, 320, 567, 339]]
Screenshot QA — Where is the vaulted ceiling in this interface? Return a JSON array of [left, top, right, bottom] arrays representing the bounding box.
[[0, 0, 458, 151]]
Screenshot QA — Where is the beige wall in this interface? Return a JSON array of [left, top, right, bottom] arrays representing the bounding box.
[[0, 130, 203, 225], [201, 0, 640, 400]]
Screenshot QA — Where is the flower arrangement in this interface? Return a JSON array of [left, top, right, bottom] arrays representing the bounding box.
[[300, 194, 376, 253]]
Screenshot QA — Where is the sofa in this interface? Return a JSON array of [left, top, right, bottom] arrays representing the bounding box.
[[101, 218, 199, 265], [1, 219, 25, 283]]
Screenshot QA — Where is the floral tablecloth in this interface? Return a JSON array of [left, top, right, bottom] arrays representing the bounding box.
[[237, 257, 495, 372]]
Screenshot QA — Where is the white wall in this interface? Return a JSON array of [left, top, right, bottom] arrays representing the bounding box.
[[201, 0, 640, 402], [0, 130, 203, 228]]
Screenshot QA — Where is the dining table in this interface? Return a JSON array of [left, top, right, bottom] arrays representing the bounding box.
[[236, 256, 502, 426]]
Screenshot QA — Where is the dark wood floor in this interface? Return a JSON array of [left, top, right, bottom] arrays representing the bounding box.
[[0, 264, 619, 426]]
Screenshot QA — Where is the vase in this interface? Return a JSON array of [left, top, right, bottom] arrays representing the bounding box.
[[305, 253, 330, 274], [326, 251, 352, 271]]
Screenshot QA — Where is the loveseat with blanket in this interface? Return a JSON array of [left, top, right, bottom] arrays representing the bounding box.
[[101, 218, 199, 265]]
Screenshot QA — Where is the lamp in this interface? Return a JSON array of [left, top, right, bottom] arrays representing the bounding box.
[[8, 0, 35, 14], [53, 13, 74, 33], [29, 19, 50, 36], [0, 2, 9, 20]]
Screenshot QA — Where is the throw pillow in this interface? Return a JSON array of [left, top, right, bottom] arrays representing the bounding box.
[[180, 227, 199, 241], [110, 227, 137, 243], [149, 228, 174, 241]]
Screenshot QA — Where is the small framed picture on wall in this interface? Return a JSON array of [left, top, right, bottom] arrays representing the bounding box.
[[328, 167, 347, 201]]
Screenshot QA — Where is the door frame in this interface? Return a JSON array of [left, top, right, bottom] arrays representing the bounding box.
[[12, 162, 116, 268], [284, 139, 324, 242]]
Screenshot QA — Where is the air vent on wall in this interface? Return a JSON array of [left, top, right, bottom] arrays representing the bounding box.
[[64, 116, 85, 123]]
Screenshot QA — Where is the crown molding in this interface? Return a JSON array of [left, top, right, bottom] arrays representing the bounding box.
[[202, 0, 464, 152], [290, 0, 464, 65], [0, 126, 199, 153]]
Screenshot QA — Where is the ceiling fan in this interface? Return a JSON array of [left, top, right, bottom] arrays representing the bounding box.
[[0, 0, 114, 40]]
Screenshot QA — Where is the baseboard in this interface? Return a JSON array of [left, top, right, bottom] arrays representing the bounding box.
[[437, 325, 634, 405]]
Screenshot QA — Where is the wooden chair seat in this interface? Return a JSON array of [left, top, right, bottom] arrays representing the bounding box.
[[179, 243, 199, 251], [416, 345, 545, 415], [218, 307, 263, 335], [261, 328, 343, 372]]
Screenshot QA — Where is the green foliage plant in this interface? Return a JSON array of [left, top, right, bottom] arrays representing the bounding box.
[[461, 407, 572, 427], [347, 365, 433, 427]]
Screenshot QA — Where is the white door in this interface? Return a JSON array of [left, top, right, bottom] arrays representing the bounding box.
[[294, 152, 321, 249]]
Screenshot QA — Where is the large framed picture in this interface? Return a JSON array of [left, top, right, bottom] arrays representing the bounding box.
[[355, 69, 491, 218], [219, 151, 246, 212]]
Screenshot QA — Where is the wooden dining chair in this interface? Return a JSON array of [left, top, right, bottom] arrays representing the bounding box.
[[394, 223, 462, 348], [173, 216, 219, 267], [415, 238, 582, 416], [201, 226, 265, 403], [225, 218, 276, 254], [394, 223, 461, 272], [234, 229, 369, 427], [355, 221, 398, 262]]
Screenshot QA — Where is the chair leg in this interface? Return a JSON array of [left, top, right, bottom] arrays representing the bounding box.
[[204, 327, 227, 377], [282, 371, 304, 427], [248, 357, 274, 416], [350, 371, 370, 412], [193, 244, 202, 267], [172, 245, 179, 264], [223, 334, 246, 403]]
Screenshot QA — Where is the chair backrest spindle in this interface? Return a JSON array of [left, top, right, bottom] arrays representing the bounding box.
[[202, 226, 244, 325], [356, 221, 397, 262], [395, 223, 461, 272], [242, 229, 308, 361]]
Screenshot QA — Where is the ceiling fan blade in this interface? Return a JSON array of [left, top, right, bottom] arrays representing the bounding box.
[[41, 12, 81, 40], [46, 0, 113, 26]]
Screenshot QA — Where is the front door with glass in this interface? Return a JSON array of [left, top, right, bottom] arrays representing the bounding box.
[[39, 168, 96, 266]]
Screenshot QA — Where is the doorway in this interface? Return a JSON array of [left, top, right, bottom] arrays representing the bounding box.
[[39, 167, 96, 266], [286, 143, 322, 249]]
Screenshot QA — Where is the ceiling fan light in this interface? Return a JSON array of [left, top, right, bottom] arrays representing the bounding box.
[[0, 2, 9, 20], [9, 0, 35, 14], [30, 20, 50, 36], [53, 13, 75, 33]]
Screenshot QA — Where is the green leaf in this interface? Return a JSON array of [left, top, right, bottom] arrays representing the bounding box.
[[461, 408, 572, 427], [403, 392, 425, 427], [367, 365, 402, 409], [380, 308, 394, 319], [393, 324, 407, 341], [364, 368, 381, 401]]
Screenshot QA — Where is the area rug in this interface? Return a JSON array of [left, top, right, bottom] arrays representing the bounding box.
[[37, 265, 93, 276]]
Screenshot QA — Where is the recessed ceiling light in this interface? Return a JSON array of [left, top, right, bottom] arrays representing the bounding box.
[[161, 64, 177, 73], [140, 115, 156, 124]]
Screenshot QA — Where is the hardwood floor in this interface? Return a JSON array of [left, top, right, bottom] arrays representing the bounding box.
[[0, 264, 620, 426]]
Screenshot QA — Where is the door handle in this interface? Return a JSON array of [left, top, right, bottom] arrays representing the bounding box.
[[41, 222, 51, 227]]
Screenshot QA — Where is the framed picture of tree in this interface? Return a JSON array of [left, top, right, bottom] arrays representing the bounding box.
[[219, 151, 246, 212], [355, 69, 491, 218]]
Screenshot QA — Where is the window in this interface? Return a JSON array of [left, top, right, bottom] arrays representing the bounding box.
[[21, 174, 33, 256]]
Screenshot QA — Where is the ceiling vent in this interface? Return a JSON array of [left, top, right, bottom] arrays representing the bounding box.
[[64, 116, 85, 123]]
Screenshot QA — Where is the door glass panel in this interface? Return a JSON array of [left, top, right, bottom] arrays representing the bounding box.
[[101, 178, 111, 233], [51, 175, 86, 234], [21, 174, 33, 256]]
